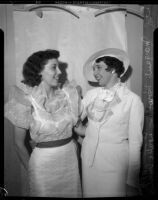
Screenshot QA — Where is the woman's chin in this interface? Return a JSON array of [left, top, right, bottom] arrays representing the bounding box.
[[51, 80, 58, 87]]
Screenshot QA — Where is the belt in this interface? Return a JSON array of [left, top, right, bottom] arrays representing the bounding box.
[[36, 137, 72, 148]]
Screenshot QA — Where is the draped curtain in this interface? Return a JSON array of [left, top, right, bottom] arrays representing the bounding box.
[[140, 4, 158, 195], [13, 6, 128, 95]]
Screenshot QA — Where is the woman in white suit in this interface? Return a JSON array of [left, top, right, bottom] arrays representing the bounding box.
[[74, 48, 144, 197]]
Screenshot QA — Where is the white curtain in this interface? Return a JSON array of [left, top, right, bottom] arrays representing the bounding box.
[[13, 6, 128, 96]]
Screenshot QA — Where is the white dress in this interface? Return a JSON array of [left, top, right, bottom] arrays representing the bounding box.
[[5, 84, 82, 197], [81, 82, 144, 197]]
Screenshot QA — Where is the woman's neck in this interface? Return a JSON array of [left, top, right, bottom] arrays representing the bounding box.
[[41, 81, 56, 98], [104, 77, 120, 89]]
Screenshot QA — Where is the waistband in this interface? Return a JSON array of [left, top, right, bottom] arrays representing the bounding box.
[[36, 137, 72, 148]]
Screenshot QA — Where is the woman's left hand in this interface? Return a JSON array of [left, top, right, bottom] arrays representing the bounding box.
[[74, 120, 86, 136], [126, 184, 140, 196]]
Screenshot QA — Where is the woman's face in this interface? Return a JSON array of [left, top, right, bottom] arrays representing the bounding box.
[[93, 61, 113, 87], [40, 58, 61, 87]]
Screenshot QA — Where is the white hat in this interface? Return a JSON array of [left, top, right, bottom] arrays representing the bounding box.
[[83, 48, 130, 82]]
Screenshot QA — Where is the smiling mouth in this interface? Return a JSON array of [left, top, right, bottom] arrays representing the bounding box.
[[54, 76, 59, 81], [95, 76, 101, 82]]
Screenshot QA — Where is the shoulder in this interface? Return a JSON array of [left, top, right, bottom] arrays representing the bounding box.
[[9, 85, 31, 106], [119, 84, 141, 100], [10, 85, 23, 93], [126, 88, 142, 102], [123, 86, 144, 108], [9, 85, 24, 98]]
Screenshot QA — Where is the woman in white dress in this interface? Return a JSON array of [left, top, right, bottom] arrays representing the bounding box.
[[74, 48, 144, 197], [5, 49, 82, 197]]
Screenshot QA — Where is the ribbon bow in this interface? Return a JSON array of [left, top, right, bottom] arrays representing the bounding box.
[[97, 88, 115, 103]]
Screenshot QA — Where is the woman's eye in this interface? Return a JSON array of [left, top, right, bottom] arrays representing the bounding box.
[[96, 66, 101, 70], [93, 66, 101, 71], [52, 65, 56, 70]]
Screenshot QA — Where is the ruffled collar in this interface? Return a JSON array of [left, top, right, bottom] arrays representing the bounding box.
[[97, 82, 122, 103], [86, 82, 124, 122]]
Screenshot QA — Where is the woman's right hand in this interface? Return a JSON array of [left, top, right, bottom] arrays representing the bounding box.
[[29, 140, 37, 150], [74, 121, 86, 136]]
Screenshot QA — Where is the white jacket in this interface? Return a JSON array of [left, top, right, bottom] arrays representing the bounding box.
[[81, 82, 144, 188]]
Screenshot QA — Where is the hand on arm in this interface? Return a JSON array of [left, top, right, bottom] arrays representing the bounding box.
[[74, 87, 94, 137], [29, 140, 36, 150], [74, 119, 86, 136]]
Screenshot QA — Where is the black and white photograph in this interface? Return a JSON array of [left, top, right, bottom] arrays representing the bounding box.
[[1, 2, 156, 197]]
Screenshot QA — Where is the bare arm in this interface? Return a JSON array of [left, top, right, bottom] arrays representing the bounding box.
[[14, 127, 30, 171]]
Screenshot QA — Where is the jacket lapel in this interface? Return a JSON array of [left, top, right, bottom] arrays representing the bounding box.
[[99, 92, 122, 126]]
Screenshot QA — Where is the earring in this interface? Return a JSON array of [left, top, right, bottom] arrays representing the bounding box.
[[112, 71, 115, 74]]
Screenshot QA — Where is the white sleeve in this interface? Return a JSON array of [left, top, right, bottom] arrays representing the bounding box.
[[80, 89, 96, 120], [4, 86, 32, 129], [127, 96, 144, 188]]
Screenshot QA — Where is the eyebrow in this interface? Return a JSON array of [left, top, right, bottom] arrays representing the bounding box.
[[94, 64, 101, 68], [51, 64, 57, 67]]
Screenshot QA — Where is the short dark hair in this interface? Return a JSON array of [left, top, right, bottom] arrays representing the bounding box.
[[21, 49, 60, 87], [95, 56, 125, 77]]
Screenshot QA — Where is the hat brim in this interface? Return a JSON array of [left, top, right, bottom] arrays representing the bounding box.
[[83, 48, 130, 82]]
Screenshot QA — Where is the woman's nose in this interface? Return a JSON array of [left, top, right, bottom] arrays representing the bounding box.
[[93, 68, 98, 75], [56, 67, 61, 75]]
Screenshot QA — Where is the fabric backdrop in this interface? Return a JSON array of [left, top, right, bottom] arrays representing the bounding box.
[[13, 5, 128, 95]]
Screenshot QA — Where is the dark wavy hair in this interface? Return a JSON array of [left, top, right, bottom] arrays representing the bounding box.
[[21, 49, 60, 87], [95, 56, 125, 78]]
